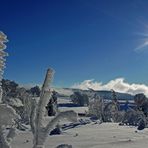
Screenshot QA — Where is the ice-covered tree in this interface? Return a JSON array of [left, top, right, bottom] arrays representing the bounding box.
[[0, 104, 19, 148], [89, 94, 104, 121], [0, 31, 18, 148], [103, 90, 120, 122], [134, 93, 148, 116], [70, 91, 89, 106], [0, 31, 8, 103], [30, 68, 77, 148]]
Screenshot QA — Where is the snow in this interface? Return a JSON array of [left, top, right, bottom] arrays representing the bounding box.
[[59, 107, 88, 114], [55, 88, 73, 96], [57, 97, 88, 115], [8, 95, 148, 148], [11, 122, 148, 148]]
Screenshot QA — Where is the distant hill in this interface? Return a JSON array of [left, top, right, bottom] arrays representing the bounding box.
[[92, 90, 133, 100], [55, 88, 134, 100]]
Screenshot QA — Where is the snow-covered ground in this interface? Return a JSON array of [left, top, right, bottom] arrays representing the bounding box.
[[59, 106, 88, 114], [11, 97, 148, 148], [57, 97, 88, 114], [12, 122, 148, 148]]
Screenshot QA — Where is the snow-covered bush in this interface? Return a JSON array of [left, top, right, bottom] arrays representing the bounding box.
[[134, 93, 148, 117], [0, 104, 19, 148], [103, 90, 120, 122], [119, 94, 148, 128], [70, 91, 89, 106], [30, 68, 77, 148], [88, 94, 104, 121], [1, 78, 37, 125], [27, 85, 40, 97], [120, 109, 145, 126], [103, 101, 120, 122], [2, 85, 32, 125], [118, 93, 148, 128], [2, 79, 19, 102], [88, 92, 122, 122]]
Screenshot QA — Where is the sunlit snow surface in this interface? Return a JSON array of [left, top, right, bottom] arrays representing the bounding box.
[[11, 98, 148, 148], [12, 122, 148, 148]]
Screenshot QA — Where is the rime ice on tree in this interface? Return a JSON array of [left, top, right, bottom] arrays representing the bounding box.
[[30, 68, 77, 148], [0, 31, 8, 103], [0, 31, 18, 148]]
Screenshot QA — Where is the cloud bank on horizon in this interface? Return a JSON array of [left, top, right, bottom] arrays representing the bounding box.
[[72, 78, 148, 96]]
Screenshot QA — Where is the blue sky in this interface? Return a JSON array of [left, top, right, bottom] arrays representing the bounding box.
[[1, 0, 148, 87]]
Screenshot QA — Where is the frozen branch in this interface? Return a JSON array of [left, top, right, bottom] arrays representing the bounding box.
[[45, 110, 77, 134]]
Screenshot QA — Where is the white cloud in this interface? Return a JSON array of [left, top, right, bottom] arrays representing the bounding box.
[[71, 78, 148, 96]]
